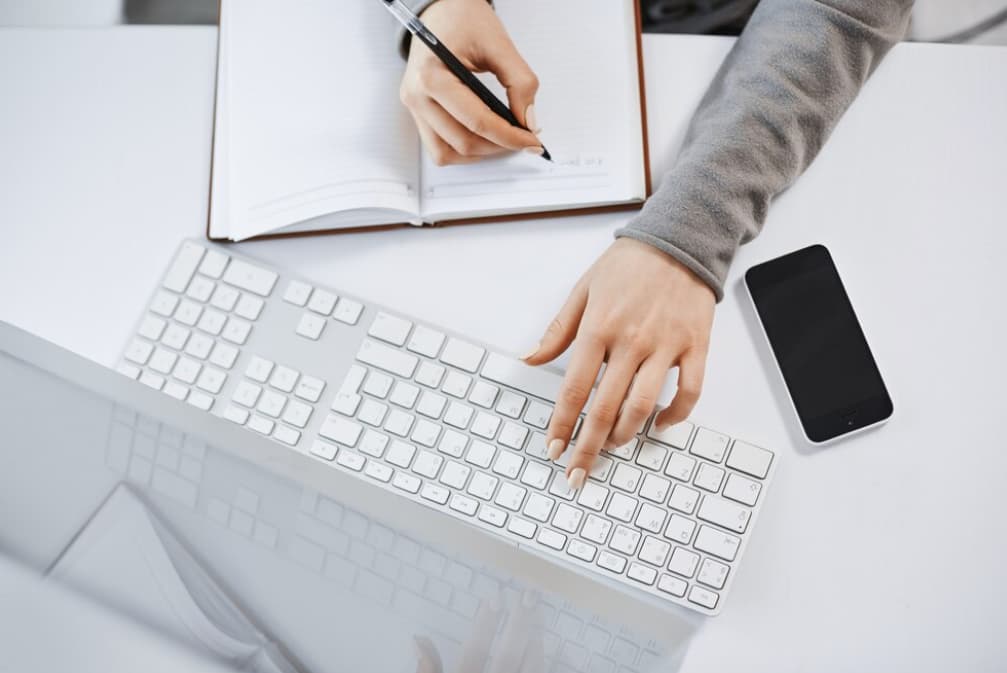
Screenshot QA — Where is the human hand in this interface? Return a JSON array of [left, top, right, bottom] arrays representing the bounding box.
[[413, 590, 545, 673], [523, 238, 716, 489], [399, 0, 544, 165]]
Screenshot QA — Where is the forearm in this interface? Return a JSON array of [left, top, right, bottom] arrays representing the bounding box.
[[617, 0, 913, 300]]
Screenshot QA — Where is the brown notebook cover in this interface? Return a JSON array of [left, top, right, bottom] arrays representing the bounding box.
[[206, 1, 651, 243]]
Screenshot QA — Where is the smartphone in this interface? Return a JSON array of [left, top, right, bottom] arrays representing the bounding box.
[[745, 244, 893, 444]]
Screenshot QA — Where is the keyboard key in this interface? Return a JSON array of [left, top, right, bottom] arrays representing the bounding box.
[[698, 558, 730, 590], [577, 482, 609, 512], [481, 353, 562, 403], [496, 390, 526, 419], [413, 450, 443, 478], [635, 503, 666, 534], [665, 453, 697, 482], [442, 371, 472, 398], [311, 440, 337, 461], [439, 461, 470, 489], [187, 391, 213, 411], [520, 461, 551, 489], [257, 390, 286, 418], [385, 409, 414, 437], [407, 325, 445, 358], [548, 473, 576, 501], [368, 312, 412, 346], [296, 313, 326, 340], [116, 363, 140, 379], [196, 366, 226, 394], [688, 586, 719, 610], [389, 381, 420, 408], [307, 289, 337, 315], [358, 399, 388, 426], [668, 547, 699, 577], [723, 473, 761, 506], [697, 495, 750, 534], [363, 371, 393, 398], [588, 456, 614, 482], [223, 404, 249, 424], [494, 482, 527, 511], [392, 471, 421, 494], [440, 337, 484, 372], [694, 463, 725, 493], [209, 342, 238, 370], [232, 381, 262, 407], [664, 514, 696, 545], [150, 290, 179, 317], [163, 242, 204, 293], [726, 440, 773, 479], [283, 280, 312, 306], [492, 450, 524, 479], [686, 429, 728, 466], [357, 340, 417, 378], [437, 430, 468, 458], [465, 440, 495, 469], [537, 529, 566, 551], [607, 438, 638, 461], [267, 365, 298, 392], [333, 297, 363, 325], [221, 317, 251, 345], [319, 416, 363, 447], [336, 450, 365, 472], [161, 324, 190, 351], [523, 401, 552, 429], [197, 308, 226, 335], [415, 361, 445, 389], [282, 400, 313, 428], [245, 356, 274, 383], [124, 339, 153, 365], [416, 391, 447, 419], [471, 412, 500, 440], [222, 259, 277, 296], [581, 515, 612, 544], [647, 420, 693, 449], [359, 430, 389, 458], [139, 371, 164, 390], [186, 276, 215, 303], [234, 294, 264, 320], [657, 574, 687, 597], [184, 333, 213, 359], [174, 299, 202, 326], [410, 419, 440, 447], [387, 440, 416, 468], [198, 249, 229, 279], [554, 504, 584, 534], [638, 536, 671, 567], [609, 525, 640, 555], [568, 540, 597, 562], [523, 493, 555, 522], [507, 518, 536, 539], [627, 562, 657, 585], [247, 415, 274, 435], [669, 485, 699, 514], [365, 461, 393, 483], [597, 550, 627, 574], [449, 494, 478, 516], [478, 505, 507, 528], [636, 442, 668, 471], [210, 285, 239, 312], [138, 315, 166, 341], [498, 422, 528, 450], [606, 493, 638, 522], [273, 425, 301, 446], [639, 474, 671, 503], [294, 375, 325, 402], [421, 483, 450, 505], [610, 463, 642, 493]]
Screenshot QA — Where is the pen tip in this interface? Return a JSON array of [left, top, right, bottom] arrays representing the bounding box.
[[541, 147, 553, 162]]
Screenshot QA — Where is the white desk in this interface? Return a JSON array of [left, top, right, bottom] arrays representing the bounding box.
[[2, 26, 1007, 672]]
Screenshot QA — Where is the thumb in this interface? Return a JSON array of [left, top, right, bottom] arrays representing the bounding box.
[[480, 38, 540, 131], [523, 282, 587, 366]]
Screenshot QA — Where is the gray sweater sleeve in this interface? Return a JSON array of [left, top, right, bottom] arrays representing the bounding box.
[[616, 0, 913, 301]]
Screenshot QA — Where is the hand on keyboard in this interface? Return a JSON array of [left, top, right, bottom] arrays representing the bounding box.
[[523, 238, 716, 490], [414, 591, 544, 673]]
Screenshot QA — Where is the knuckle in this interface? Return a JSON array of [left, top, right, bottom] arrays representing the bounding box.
[[470, 114, 491, 138], [559, 382, 591, 407], [624, 394, 655, 419], [545, 317, 565, 337], [415, 65, 440, 90], [588, 400, 620, 426]]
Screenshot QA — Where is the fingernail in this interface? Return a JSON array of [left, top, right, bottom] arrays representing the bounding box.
[[547, 438, 565, 461], [523, 146, 544, 156], [520, 342, 540, 360], [567, 467, 586, 491], [525, 104, 541, 134]]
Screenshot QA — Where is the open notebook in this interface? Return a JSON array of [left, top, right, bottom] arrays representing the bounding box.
[[208, 0, 650, 242]]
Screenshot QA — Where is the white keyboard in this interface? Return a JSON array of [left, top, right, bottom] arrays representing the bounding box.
[[118, 240, 777, 616]]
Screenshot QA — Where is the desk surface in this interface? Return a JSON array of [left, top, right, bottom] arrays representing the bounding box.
[[2, 26, 1006, 672]]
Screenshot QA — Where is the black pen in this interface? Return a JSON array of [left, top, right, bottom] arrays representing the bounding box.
[[379, 0, 552, 161]]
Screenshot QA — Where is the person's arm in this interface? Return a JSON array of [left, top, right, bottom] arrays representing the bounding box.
[[527, 0, 913, 489], [616, 0, 914, 300]]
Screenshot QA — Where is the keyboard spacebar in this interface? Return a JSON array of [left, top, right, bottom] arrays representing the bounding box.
[[481, 353, 563, 403]]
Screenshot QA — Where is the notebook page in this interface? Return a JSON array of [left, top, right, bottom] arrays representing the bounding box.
[[226, 0, 421, 240], [419, 0, 645, 220]]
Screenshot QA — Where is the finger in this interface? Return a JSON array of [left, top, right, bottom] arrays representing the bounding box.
[[486, 591, 537, 673], [545, 333, 605, 463], [523, 281, 588, 365], [607, 353, 670, 447], [476, 37, 541, 130], [415, 96, 508, 158], [654, 347, 708, 430], [414, 636, 443, 673], [456, 597, 503, 673], [565, 352, 642, 486], [412, 116, 482, 167], [429, 77, 542, 151]]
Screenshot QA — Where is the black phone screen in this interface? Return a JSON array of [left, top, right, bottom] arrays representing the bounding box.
[[745, 245, 892, 442]]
